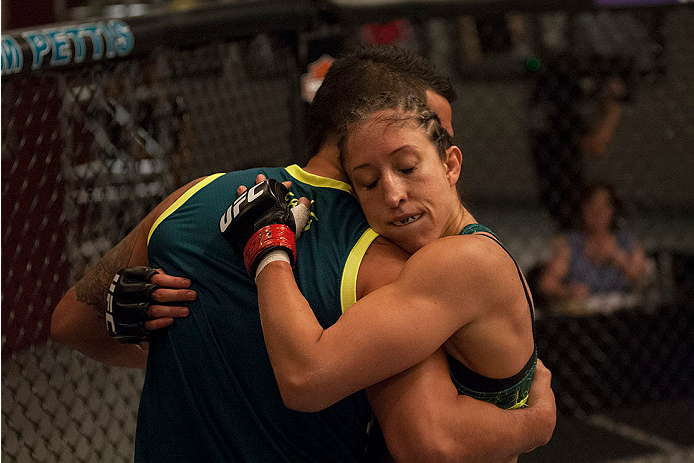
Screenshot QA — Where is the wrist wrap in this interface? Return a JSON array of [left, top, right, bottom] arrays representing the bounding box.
[[243, 223, 296, 275]]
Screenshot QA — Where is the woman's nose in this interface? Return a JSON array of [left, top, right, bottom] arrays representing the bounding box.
[[382, 175, 406, 208]]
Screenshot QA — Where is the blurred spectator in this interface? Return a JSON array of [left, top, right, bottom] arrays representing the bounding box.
[[530, 55, 628, 231], [538, 181, 648, 313]]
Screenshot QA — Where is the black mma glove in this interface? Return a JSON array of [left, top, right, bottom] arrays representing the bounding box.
[[106, 266, 159, 344], [220, 179, 307, 278]]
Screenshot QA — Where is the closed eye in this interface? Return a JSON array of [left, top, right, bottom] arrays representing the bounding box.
[[400, 166, 416, 174], [365, 179, 379, 190]]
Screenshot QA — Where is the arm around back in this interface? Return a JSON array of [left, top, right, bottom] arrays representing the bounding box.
[[50, 224, 151, 368], [368, 351, 556, 462], [256, 235, 489, 411], [50, 177, 206, 368]]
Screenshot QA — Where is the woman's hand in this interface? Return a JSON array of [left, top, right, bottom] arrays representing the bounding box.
[[238, 174, 291, 196], [236, 174, 311, 236]]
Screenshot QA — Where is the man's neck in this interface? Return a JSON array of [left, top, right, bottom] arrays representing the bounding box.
[[302, 145, 349, 184]]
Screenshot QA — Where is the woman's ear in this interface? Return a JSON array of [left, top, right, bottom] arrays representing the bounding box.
[[444, 146, 462, 187]]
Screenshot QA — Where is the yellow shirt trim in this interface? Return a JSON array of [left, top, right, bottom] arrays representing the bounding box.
[[285, 164, 352, 193], [340, 228, 379, 313], [147, 173, 225, 244]]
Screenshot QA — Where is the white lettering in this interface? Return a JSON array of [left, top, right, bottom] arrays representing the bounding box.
[[106, 291, 115, 335], [105, 313, 116, 333], [232, 191, 248, 218], [220, 181, 269, 233], [220, 206, 233, 233], [246, 183, 264, 204]]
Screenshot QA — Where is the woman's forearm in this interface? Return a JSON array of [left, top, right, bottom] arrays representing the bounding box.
[[255, 251, 456, 411], [256, 261, 329, 410], [370, 351, 556, 462], [612, 247, 647, 284]]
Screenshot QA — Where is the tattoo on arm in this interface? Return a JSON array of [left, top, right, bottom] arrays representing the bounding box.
[[74, 228, 140, 319]]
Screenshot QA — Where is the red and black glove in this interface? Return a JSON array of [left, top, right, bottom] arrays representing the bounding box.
[[106, 266, 158, 344], [220, 179, 304, 278]]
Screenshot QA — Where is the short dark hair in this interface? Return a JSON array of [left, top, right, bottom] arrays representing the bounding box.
[[307, 45, 456, 157]]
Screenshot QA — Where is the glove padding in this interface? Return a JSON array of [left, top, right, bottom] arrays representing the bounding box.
[[106, 266, 158, 344], [220, 179, 299, 277]]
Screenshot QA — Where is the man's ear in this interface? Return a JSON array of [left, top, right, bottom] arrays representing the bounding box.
[[444, 146, 462, 187]]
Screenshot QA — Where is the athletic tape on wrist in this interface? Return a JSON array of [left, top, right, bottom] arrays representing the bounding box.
[[254, 250, 291, 281], [243, 224, 296, 275]]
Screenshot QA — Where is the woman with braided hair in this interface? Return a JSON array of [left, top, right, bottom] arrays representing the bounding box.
[[251, 93, 539, 432]]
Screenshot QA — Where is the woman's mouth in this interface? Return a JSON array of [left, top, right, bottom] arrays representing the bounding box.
[[393, 214, 422, 226]]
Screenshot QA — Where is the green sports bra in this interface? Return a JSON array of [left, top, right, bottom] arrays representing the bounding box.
[[446, 224, 537, 410]]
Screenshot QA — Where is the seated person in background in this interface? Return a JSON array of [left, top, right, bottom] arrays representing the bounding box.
[[539, 181, 648, 312]]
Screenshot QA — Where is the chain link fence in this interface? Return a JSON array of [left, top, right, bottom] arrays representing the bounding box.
[[2, 7, 306, 460], [2, 3, 693, 462]]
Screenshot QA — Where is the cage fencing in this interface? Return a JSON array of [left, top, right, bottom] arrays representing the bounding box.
[[2, 4, 309, 461]]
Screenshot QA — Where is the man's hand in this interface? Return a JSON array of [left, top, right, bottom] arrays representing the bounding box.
[[106, 267, 196, 344], [220, 178, 310, 278]]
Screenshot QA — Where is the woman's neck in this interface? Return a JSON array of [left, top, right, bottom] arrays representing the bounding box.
[[444, 203, 476, 238], [585, 227, 612, 240]]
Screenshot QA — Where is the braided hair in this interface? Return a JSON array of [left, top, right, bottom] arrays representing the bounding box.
[[337, 92, 454, 172]]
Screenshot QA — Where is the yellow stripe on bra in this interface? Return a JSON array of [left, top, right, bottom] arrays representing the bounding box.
[[147, 173, 226, 244], [510, 390, 530, 409], [340, 228, 379, 313]]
